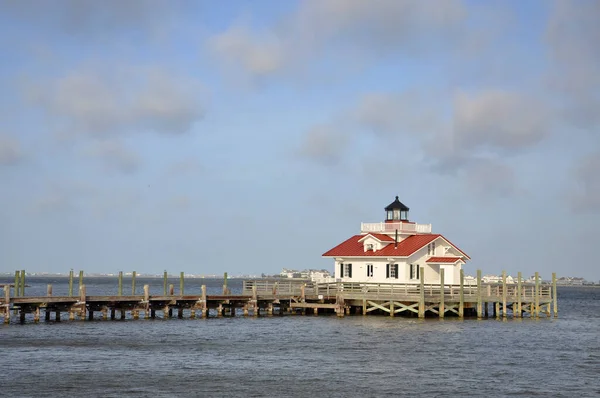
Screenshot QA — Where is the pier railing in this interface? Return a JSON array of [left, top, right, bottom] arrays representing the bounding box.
[[242, 280, 553, 300]]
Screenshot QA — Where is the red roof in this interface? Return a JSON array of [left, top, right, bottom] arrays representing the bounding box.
[[323, 234, 441, 257], [426, 256, 463, 263], [357, 233, 396, 243]]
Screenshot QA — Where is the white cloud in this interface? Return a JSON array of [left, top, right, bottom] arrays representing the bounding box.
[[571, 151, 600, 214], [210, 0, 467, 79], [85, 139, 140, 174], [296, 125, 351, 166], [453, 90, 551, 152], [26, 65, 205, 137], [0, 135, 22, 165]]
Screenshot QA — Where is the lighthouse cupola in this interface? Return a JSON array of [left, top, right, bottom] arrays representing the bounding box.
[[385, 196, 409, 222]]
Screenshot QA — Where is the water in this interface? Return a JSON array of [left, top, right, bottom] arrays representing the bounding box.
[[1, 278, 599, 397]]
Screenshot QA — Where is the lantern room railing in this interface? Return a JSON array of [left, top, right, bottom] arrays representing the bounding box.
[[360, 222, 432, 234]]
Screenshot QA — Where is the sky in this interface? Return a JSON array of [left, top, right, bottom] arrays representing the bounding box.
[[0, 0, 599, 280]]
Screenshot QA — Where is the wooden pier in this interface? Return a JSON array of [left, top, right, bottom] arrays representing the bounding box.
[[1, 269, 558, 324]]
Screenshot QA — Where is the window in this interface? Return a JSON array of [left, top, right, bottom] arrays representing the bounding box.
[[366, 264, 373, 277], [387, 210, 393, 220], [340, 263, 353, 278], [410, 264, 420, 280], [386, 264, 399, 279], [366, 244, 373, 251], [427, 242, 436, 256]]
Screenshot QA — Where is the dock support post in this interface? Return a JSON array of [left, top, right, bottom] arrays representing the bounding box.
[[131, 271, 137, 295], [79, 270, 84, 291], [178, 308, 183, 319], [69, 269, 74, 297], [243, 304, 249, 316], [439, 268, 445, 319], [418, 267, 425, 318], [180, 272, 184, 296], [495, 302, 500, 319], [459, 269, 464, 318], [144, 285, 150, 319], [4, 286, 10, 323], [110, 308, 116, 320], [169, 284, 174, 296], [163, 271, 168, 295], [20, 270, 26, 296], [34, 307, 40, 323], [362, 298, 367, 316], [118, 271, 123, 296], [476, 269, 482, 319], [102, 307, 108, 320], [201, 285, 208, 318], [121, 309, 126, 320], [151, 309, 156, 319], [552, 272, 558, 318], [223, 272, 228, 295], [516, 272, 522, 317], [19, 309, 25, 324], [535, 271, 540, 318], [217, 304, 223, 317], [502, 270, 507, 318], [252, 285, 258, 317], [14, 270, 20, 297], [79, 284, 86, 320], [267, 303, 273, 316], [190, 308, 196, 319], [55, 311, 61, 322]]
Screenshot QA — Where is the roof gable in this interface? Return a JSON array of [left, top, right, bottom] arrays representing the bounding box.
[[357, 233, 395, 243]]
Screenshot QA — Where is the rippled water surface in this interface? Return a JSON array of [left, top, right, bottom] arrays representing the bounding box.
[[1, 278, 599, 397]]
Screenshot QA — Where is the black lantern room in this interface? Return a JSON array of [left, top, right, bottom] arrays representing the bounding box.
[[385, 196, 409, 222]]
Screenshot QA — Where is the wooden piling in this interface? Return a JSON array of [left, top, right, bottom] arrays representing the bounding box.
[[55, 311, 61, 322], [163, 271, 168, 295], [3, 286, 10, 323], [418, 267, 425, 318], [534, 271, 540, 318], [69, 269, 74, 297], [178, 308, 183, 319], [79, 284, 86, 320], [223, 272, 228, 295], [131, 271, 137, 295], [459, 269, 464, 318], [14, 270, 19, 297], [476, 269, 482, 319], [118, 271, 123, 296], [169, 284, 174, 296], [552, 272, 558, 318], [180, 272, 184, 295], [516, 271, 522, 317], [439, 268, 445, 319], [47, 284, 52, 297], [201, 285, 208, 318], [144, 285, 150, 319], [20, 270, 25, 296], [79, 270, 84, 290], [34, 307, 40, 323], [502, 270, 507, 318]]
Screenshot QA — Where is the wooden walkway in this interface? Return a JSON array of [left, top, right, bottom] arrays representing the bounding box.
[[1, 270, 558, 324]]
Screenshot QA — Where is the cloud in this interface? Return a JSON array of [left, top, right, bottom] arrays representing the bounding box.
[[453, 90, 551, 152], [210, 0, 467, 79], [0, 0, 182, 43], [85, 140, 140, 174], [25, 65, 205, 137], [296, 125, 351, 166], [0, 135, 22, 165], [464, 159, 520, 200], [570, 151, 600, 214], [355, 92, 441, 136], [209, 26, 284, 78], [546, 0, 600, 130]]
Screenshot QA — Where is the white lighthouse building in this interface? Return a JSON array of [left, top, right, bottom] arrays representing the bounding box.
[[322, 196, 470, 285]]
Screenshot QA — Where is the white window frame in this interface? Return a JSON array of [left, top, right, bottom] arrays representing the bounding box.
[[366, 264, 373, 277], [410, 264, 420, 280]]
